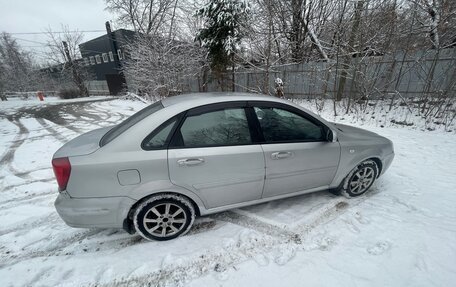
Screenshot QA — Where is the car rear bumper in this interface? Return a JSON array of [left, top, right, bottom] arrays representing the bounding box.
[[54, 192, 136, 229]]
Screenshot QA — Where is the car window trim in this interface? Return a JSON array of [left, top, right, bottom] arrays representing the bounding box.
[[246, 101, 329, 144], [185, 101, 247, 117], [168, 101, 257, 149], [149, 100, 331, 150], [245, 106, 265, 143]]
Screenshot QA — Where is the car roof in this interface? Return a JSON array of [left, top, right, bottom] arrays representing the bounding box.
[[161, 92, 289, 108], [158, 92, 332, 130]]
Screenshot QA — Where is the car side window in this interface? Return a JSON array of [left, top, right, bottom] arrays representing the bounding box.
[[254, 107, 324, 142], [175, 108, 252, 148], [142, 118, 178, 149]]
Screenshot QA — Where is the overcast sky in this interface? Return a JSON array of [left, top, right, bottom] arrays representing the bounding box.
[[0, 0, 115, 63]]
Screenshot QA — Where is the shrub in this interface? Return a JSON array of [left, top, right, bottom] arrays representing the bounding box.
[[58, 88, 82, 99]]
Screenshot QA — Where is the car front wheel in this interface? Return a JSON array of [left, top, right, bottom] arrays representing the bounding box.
[[133, 194, 195, 241], [342, 160, 379, 197]]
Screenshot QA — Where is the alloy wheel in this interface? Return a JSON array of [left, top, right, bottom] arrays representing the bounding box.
[[143, 203, 187, 237], [349, 166, 375, 195]]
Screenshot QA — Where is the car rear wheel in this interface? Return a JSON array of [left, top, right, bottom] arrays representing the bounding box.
[[342, 160, 379, 197], [133, 194, 195, 241]]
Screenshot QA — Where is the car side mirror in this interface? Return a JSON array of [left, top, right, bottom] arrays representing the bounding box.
[[326, 129, 337, 142]]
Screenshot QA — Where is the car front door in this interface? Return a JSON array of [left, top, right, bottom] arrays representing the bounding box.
[[167, 103, 265, 209], [250, 102, 340, 198]]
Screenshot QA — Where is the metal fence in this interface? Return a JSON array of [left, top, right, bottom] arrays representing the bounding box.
[[183, 49, 456, 99]]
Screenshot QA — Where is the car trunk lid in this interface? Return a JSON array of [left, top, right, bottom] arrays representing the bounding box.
[[53, 126, 113, 158]]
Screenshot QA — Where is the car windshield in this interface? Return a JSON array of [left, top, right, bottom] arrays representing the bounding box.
[[100, 101, 163, 146]]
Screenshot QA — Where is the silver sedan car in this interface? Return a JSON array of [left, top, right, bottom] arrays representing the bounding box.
[[52, 93, 394, 241]]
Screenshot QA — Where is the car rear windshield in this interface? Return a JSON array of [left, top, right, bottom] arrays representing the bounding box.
[[100, 101, 164, 147]]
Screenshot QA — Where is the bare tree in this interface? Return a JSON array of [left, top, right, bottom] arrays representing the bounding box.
[[101, 0, 455, 124], [105, 0, 176, 36], [335, 0, 365, 102], [0, 32, 37, 97], [124, 35, 206, 100], [45, 25, 89, 96]]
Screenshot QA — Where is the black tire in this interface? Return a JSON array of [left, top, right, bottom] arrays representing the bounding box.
[[341, 160, 379, 198], [133, 194, 195, 241]]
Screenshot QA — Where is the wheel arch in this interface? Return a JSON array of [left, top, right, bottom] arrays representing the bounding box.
[[330, 155, 382, 190], [129, 191, 202, 218], [370, 157, 383, 178], [349, 156, 382, 178]]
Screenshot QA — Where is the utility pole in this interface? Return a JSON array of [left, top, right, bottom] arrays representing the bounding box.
[[105, 21, 122, 71], [105, 21, 127, 94], [62, 41, 89, 97]]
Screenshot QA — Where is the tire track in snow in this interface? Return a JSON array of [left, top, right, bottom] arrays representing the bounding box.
[[83, 103, 112, 121], [2, 196, 348, 284], [0, 100, 142, 270], [213, 197, 350, 242], [0, 219, 223, 269], [35, 118, 71, 143], [10, 168, 49, 180], [93, 235, 281, 287], [211, 211, 301, 241], [52, 220, 220, 257], [2, 226, 185, 268], [25, 104, 84, 134], [58, 103, 106, 129], [0, 117, 32, 180], [0, 190, 55, 210], [90, 197, 355, 287], [0, 117, 28, 167], [0, 212, 60, 237], [83, 103, 129, 126], [1, 177, 55, 193], [0, 228, 107, 267]]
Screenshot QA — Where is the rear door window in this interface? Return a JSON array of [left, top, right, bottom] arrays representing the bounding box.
[[172, 108, 252, 148]]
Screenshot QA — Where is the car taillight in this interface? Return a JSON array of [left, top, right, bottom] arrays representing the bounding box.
[[52, 157, 71, 191]]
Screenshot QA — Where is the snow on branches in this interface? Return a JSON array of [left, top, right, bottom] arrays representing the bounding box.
[[196, 0, 249, 60]]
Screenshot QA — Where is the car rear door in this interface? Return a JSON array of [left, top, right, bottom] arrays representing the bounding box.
[[167, 102, 265, 209], [249, 102, 340, 198]]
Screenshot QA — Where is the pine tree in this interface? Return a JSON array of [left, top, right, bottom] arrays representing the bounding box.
[[196, 0, 249, 90]]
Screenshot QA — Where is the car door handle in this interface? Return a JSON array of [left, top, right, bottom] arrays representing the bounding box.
[[271, 152, 292, 160], [177, 158, 205, 166]]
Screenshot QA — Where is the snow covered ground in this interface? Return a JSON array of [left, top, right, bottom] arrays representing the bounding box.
[[0, 96, 455, 287]]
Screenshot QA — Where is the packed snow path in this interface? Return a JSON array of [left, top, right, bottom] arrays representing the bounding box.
[[0, 97, 455, 287]]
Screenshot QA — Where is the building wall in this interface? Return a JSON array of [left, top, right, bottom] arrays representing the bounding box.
[[78, 29, 137, 94], [79, 33, 122, 81]]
